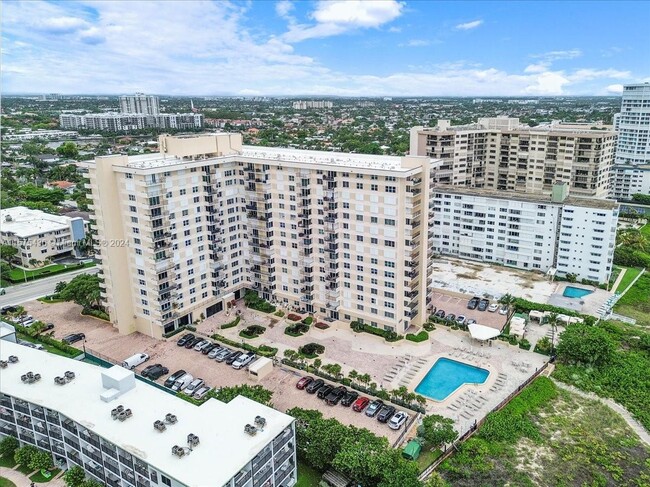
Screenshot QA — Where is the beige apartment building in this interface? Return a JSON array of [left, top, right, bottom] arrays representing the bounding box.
[[410, 118, 616, 198], [82, 134, 432, 338]]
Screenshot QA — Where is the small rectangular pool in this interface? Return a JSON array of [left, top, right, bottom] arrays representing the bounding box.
[[562, 286, 593, 299], [415, 358, 489, 401]]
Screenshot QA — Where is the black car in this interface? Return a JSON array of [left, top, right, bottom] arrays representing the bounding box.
[[177, 333, 195, 347], [1, 305, 19, 315], [164, 369, 186, 388], [41, 323, 55, 332], [305, 378, 325, 394], [446, 313, 456, 322], [185, 337, 203, 349], [365, 399, 384, 417], [325, 386, 347, 406], [201, 343, 218, 355], [340, 390, 359, 407], [317, 384, 334, 399], [434, 309, 446, 318], [377, 405, 396, 423], [62, 333, 85, 344], [225, 351, 243, 365], [478, 298, 490, 311], [142, 364, 169, 380], [467, 297, 480, 310]]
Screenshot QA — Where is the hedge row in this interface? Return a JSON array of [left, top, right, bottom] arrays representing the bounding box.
[[13, 323, 82, 357], [513, 297, 581, 317], [81, 307, 110, 321], [221, 316, 241, 330], [406, 330, 429, 342], [210, 333, 278, 357], [162, 325, 196, 339], [350, 321, 402, 342]]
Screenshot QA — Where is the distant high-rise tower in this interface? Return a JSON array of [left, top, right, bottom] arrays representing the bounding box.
[[611, 83, 650, 200], [119, 93, 160, 115]]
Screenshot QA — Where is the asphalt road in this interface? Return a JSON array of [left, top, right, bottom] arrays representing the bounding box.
[[0, 266, 99, 307]]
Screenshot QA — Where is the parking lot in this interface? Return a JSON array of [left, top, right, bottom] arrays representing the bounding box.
[[19, 300, 403, 442], [429, 291, 508, 331]]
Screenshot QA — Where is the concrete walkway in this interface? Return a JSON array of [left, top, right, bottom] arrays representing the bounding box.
[[0, 466, 66, 487], [610, 267, 627, 293], [552, 379, 650, 446]]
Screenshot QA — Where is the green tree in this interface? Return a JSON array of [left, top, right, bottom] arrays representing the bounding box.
[[63, 465, 86, 487], [55, 281, 68, 293], [1, 263, 12, 281], [376, 449, 422, 487], [417, 414, 457, 447], [312, 358, 322, 372], [80, 480, 104, 487], [14, 445, 38, 466], [56, 142, 79, 159], [332, 427, 392, 485], [422, 472, 449, 487], [556, 323, 616, 366], [0, 245, 18, 263], [29, 449, 53, 471], [18, 184, 66, 205], [59, 273, 102, 310], [213, 384, 273, 407], [0, 436, 19, 458]]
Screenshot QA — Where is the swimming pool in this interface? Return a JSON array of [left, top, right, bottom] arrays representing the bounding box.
[[562, 286, 593, 299], [415, 358, 489, 401]]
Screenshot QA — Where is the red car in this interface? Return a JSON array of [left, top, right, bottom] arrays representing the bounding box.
[[296, 376, 314, 390], [352, 396, 370, 412]]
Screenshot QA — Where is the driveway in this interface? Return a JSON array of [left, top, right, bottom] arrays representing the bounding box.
[[429, 291, 508, 331]]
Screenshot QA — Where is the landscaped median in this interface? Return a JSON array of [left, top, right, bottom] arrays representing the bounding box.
[[6, 261, 95, 284], [350, 321, 402, 342], [210, 332, 278, 357], [11, 323, 83, 358]]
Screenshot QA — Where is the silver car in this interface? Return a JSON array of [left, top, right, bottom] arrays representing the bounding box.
[[193, 386, 211, 399], [184, 378, 205, 395], [193, 340, 210, 351], [207, 345, 225, 359], [232, 353, 255, 370], [214, 348, 232, 362]]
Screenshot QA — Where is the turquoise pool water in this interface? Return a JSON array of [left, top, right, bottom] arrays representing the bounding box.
[[415, 358, 489, 401], [562, 286, 593, 298]]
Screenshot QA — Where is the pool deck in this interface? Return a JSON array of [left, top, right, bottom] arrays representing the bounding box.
[[548, 282, 613, 316]]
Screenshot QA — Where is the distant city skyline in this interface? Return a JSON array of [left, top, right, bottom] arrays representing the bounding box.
[[2, 0, 649, 96]]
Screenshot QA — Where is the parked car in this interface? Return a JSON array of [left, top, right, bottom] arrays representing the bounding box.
[[193, 386, 211, 400], [434, 309, 446, 318], [377, 405, 396, 423], [185, 337, 202, 349], [428, 306, 437, 314], [467, 297, 480, 310], [488, 303, 499, 312], [325, 386, 347, 406], [446, 313, 456, 322], [164, 369, 186, 388], [477, 298, 490, 311], [1, 305, 19, 315], [352, 396, 370, 412], [296, 376, 314, 390], [340, 391, 359, 407], [214, 348, 232, 362], [22, 319, 35, 327], [41, 323, 55, 332], [201, 343, 218, 355], [388, 411, 409, 430], [18, 315, 33, 323], [62, 333, 85, 344], [456, 315, 466, 325], [177, 333, 195, 347], [171, 373, 194, 392], [499, 305, 509, 315], [18, 340, 44, 350], [193, 340, 210, 352], [141, 364, 169, 380], [232, 352, 256, 370], [122, 353, 150, 370], [365, 400, 384, 417], [467, 319, 477, 325], [225, 351, 243, 365], [184, 378, 205, 395], [305, 379, 325, 394], [207, 345, 225, 359], [317, 384, 334, 399]]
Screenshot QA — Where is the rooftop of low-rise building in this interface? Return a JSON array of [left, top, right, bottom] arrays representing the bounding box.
[[0, 340, 294, 487], [0, 206, 79, 238]]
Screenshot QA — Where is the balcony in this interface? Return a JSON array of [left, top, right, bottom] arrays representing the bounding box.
[[62, 419, 78, 435]]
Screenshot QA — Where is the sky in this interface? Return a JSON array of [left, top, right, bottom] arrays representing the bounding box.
[[2, 0, 649, 96]]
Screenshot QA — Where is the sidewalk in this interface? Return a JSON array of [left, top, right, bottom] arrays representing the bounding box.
[[0, 466, 65, 487]]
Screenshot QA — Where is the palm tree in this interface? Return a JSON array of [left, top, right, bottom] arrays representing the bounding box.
[[359, 373, 371, 387], [415, 395, 427, 408], [348, 369, 359, 384]]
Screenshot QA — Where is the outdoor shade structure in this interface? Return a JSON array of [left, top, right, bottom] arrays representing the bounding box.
[[528, 310, 544, 322], [402, 440, 422, 460], [468, 323, 501, 341], [509, 317, 527, 337]]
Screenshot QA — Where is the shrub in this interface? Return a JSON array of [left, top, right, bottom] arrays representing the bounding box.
[[14, 445, 38, 466], [221, 316, 241, 330], [239, 325, 266, 339], [300, 342, 325, 358], [287, 313, 302, 321], [274, 310, 285, 317], [406, 330, 429, 342], [534, 336, 552, 355], [302, 316, 314, 325], [210, 333, 277, 357], [423, 322, 436, 331], [29, 448, 53, 471], [244, 290, 276, 313], [0, 436, 19, 458], [162, 324, 196, 339], [508, 335, 519, 345], [349, 321, 402, 342], [285, 322, 310, 337], [82, 308, 110, 321], [63, 465, 86, 487], [315, 322, 330, 330], [13, 323, 82, 357], [513, 297, 581, 317], [519, 338, 531, 350]]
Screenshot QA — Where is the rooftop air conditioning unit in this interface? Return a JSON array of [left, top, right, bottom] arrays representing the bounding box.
[[165, 413, 178, 424], [8, 356, 18, 363], [244, 424, 257, 436], [111, 405, 125, 420], [117, 409, 132, 421], [153, 420, 166, 432], [254, 416, 266, 430], [187, 433, 199, 447], [171, 445, 185, 458]]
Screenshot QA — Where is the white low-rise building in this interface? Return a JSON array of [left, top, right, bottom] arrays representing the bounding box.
[[0, 207, 87, 267], [429, 183, 618, 284], [0, 340, 296, 487]]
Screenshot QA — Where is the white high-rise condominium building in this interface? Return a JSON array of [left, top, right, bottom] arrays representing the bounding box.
[[0, 339, 296, 487], [429, 183, 618, 284], [120, 93, 160, 115], [59, 113, 203, 132], [82, 134, 432, 338], [410, 118, 616, 198], [612, 83, 650, 200]]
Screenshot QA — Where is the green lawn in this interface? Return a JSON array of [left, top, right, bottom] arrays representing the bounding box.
[[16, 333, 81, 358], [614, 272, 650, 327], [614, 267, 643, 293], [0, 455, 16, 468], [7, 262, 95, 283], [16, 463, 32, 475], [640, 223, 650, 238], [30, 468, 61, 483], [0, 477, 17, 487], [415, 446, 442, 472], [296, 461, 322, 487]]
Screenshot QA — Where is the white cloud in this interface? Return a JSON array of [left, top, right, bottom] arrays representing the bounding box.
[[569, 68, 630, 82], [275, 1, 294, 19], [455, 20, 483, 31], [524, 63, 548, 73], [283, 0, 404, 42], [388, 26, 401, 33], [606, 84, 624, 93], [400, 39, 430, 47], [532, 49, 582, 61]]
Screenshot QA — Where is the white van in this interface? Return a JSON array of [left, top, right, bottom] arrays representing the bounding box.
[[171, 373, 194, 392], [122, 353, 150, 370]]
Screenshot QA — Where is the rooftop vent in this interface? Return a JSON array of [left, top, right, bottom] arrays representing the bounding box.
[[110, 405, 132, 421], [187, 433, 200, 448], [254, 416, 266, 430], [244, 424, 257, 436], [8, 356, 19, 364], [171, 445, 188, 458], [153, 420, 166, 432], [165, 413, 177, 424], [21, 372, 41, 384], [54, 371, 76, 385]]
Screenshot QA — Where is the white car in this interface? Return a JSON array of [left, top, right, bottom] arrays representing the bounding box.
[[193, 340, 210, 352], [388, 411, 409, 430], [232, 353, 256, 370], [499, 306, 509, 315], [122, 353, 150, 370], [184, 378, 205, 395], [193, 386, 211, 399], [488, 303, 499, 312], [455, 315, 466, 325]]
